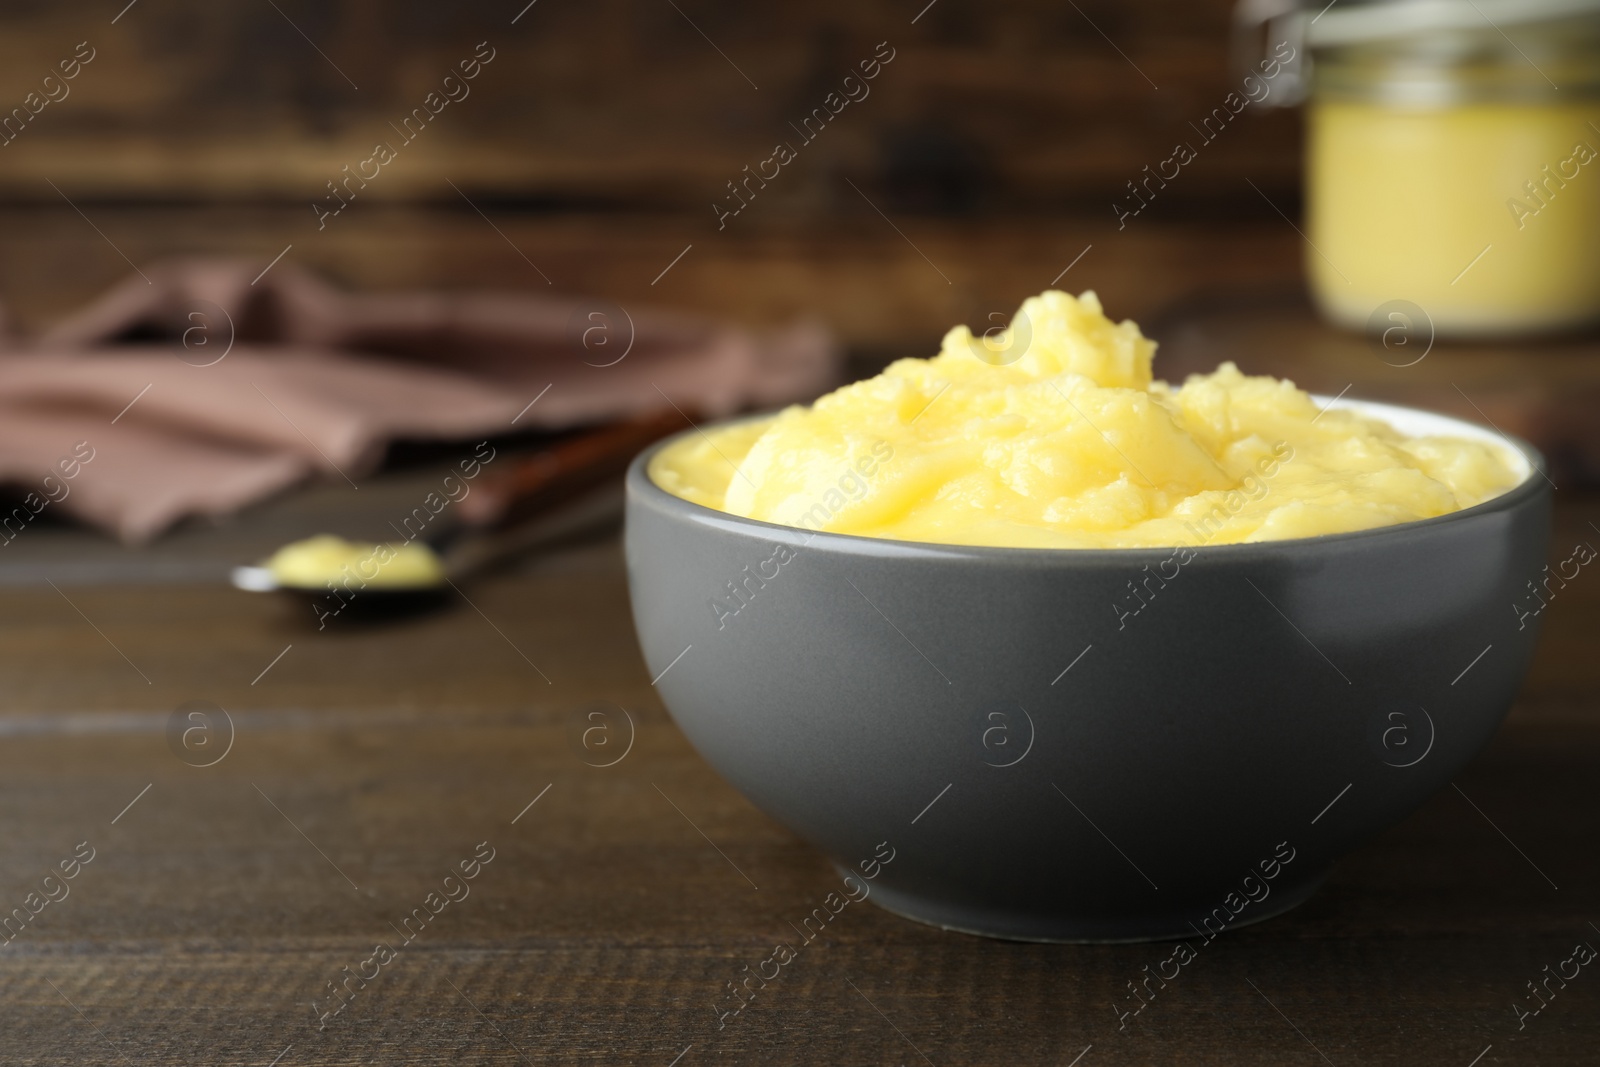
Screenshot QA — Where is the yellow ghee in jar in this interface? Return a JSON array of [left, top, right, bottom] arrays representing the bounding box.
[[649, 291, 1522, 549], [1309, 99, 1600, 334]]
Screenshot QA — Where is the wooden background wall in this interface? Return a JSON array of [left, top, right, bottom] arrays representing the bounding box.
[[0, 0, 1306, 357]]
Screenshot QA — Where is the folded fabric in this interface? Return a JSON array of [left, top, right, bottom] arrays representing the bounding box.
[[0, 259, 838, 542]]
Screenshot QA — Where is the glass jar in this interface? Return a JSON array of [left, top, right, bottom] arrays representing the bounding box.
[[1245, 0, 1600, 337]]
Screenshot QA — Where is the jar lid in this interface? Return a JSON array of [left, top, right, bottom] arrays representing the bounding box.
[[1307, 0, 1600, 48]]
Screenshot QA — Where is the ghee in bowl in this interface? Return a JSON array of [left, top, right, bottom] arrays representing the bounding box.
[[650, 290, 1521, 549], [624, 297, 1549, 940]]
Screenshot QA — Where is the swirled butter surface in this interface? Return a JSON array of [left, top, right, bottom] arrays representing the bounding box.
[[649, 291, 1522, 549]]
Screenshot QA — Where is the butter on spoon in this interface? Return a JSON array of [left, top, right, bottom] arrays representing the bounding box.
[[253, 535, 446, 591], [231, 409, 687, 602]]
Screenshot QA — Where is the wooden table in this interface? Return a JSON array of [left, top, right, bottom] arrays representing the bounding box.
[[0, 458, 1597, 1067]]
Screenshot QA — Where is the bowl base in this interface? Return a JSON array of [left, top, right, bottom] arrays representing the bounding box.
[[848, 867, 1330, 944]]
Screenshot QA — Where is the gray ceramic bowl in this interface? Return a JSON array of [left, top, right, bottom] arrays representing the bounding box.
[[625, 397, 1550, 942]]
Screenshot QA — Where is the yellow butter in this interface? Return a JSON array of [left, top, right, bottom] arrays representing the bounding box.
[[650, 291, 1522, 550], [265, 534, 445, 589]]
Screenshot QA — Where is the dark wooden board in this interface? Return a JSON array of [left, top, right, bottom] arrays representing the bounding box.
[[0, 0, 1301, 211]]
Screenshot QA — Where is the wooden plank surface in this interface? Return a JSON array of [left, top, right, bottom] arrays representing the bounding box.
[[0, 463, 1596, 1065], [0, 0, 1300, 208]]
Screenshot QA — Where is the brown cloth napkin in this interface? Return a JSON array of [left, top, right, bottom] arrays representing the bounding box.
[[0, 259, 838, 542]]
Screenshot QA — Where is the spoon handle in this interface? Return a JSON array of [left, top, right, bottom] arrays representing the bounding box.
[[434, 407, 692, 579], [455, 407, 689, 530]]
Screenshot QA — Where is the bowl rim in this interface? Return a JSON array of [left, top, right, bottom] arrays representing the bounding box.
[[627, 394, 1551, 561]]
